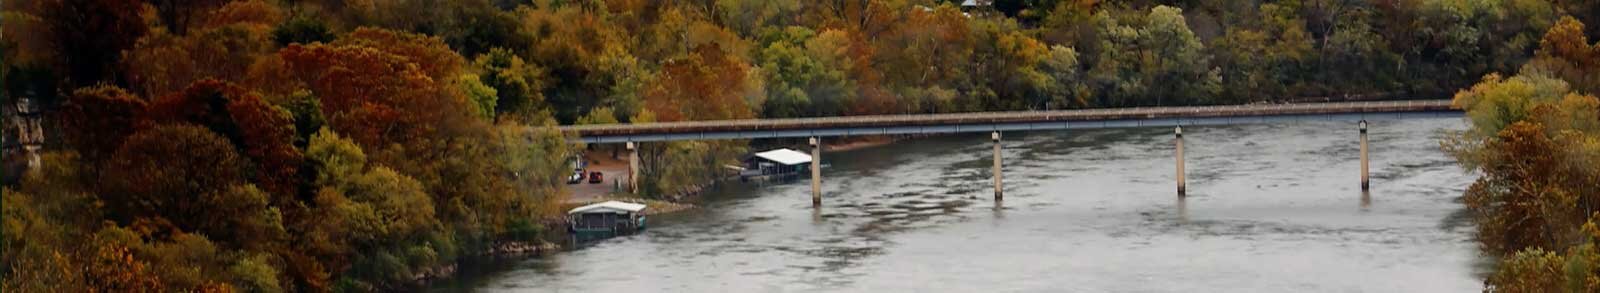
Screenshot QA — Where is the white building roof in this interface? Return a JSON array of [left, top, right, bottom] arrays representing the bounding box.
[[753, 148, 812, 165], [568, 200, 647, 215]]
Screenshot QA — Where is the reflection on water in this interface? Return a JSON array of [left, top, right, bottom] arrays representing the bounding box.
[[1362, 190, 1373, 211], [434, 119, 1481, 292]]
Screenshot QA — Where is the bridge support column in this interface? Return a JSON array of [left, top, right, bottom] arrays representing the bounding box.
[[992, 131, 1003, 201], [810, 137, 822, 207], [1176, 126, 1185, 196], [627, 142, 639, 194], [1360, 120, 1369, 191]]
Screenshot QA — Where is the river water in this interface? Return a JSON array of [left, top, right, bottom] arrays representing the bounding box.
[[435, 118, 1483, 292]]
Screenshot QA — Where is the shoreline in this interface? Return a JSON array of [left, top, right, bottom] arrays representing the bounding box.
[[419, 136, 918, 289], [824, 135, 900, 152]]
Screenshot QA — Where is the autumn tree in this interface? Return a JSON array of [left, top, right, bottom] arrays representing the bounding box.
[[145, 80, 302, 200], [301, 128, 444, 289], [278, 33, 472, 147], [1524, 16, 1600, 94], [123, 1, 283, 97], [1211, 3, 1313, 103], [37, 0, 147, 87], [145, 0, 228, 35], [99, 125, 254, 242], [1447, 21, 1600, 287], [517, 4, 630, 122], [57, 86, 147, 162], [644, 43, 759, 122]]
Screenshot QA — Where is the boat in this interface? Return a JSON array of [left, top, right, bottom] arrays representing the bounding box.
[[737, 148, 813, 182], [567, 200, 647, 242]]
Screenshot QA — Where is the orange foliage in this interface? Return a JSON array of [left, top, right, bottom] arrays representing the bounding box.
[[201, 0, 284, 31], [123, 22, 277, 98], [278, 39, 472, 147], [83, 245, 164, 292], [845, 31, 895, 115], [644, 44, 756, 122], [58, 86, 148, 161], [1529, 17, 1600, 94], [332, 27, 467, 81], [147, 79, 302, 199]]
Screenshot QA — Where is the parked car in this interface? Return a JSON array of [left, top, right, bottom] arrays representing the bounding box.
[[567, 170, 584, 184], [588, 171, 603, 184]]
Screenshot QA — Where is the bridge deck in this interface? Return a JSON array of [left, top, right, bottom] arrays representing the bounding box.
[[561, 100, 1460, 143]]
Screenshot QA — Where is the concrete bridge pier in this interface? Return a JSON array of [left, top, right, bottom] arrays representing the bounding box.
[[627, 141, 639, 194], [1176, 126, 1186, 197], [992, 131, 1003, 201], [1360, 120, 1369, 191], [810, 137, 822, 207]]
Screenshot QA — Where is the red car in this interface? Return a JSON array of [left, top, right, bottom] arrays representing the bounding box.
[[588, 171, 603, 184]]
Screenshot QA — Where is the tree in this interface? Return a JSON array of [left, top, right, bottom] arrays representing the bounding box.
[[148, 79, 303, 199], [38, 0, 147, 87], [456, 73, 498, 120], [1041, 45, 1091, 109], [718, 0, 802, 37], [278, 39, 471, 147], [272, 16, 335, 47], [1089, 6, 1219, 107], [644, 43, 759, 122], [976, 28, 1051, 110], [1451, 73, 1572, 138], [124, 23, 279, 98], [1210, 3, 1314, 103], [440, 0, 531, 58], [494, 125, 573, 217], [755, 30, 854, 117], [145, 0, 228, 35], [100, 124, 251, 239], [1524, 17, 1600, 94], [874, 4, 970, 112], [576, 107, 620, 125], [332, 27, 467, 82], [57, 85, 147, 162], [474, 47, 549, 121], [517, 4, 629, 122], [301, 128, 443, 287]]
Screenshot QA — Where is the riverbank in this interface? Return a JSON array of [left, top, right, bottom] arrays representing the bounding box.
[[824, 135, 899, 152]]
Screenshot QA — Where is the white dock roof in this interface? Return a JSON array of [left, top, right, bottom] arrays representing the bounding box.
[[568, 200, 648, 215], [753, 148, 812, 165]]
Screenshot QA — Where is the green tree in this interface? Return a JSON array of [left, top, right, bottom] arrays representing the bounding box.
[[577, 107, 620, 125], [755, 30, 854, 117], [1089, 6, 1220, 107], [474, 47, 549, 121], [457, 73, 499, 120], [272, 16, 335, 46]]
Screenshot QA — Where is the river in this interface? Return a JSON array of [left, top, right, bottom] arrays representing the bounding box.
[[434, 118, 1483, 292]]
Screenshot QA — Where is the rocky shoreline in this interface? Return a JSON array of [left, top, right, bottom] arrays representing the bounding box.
[[404, 239, 560, 289]]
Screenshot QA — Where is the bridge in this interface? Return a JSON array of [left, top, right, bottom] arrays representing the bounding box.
[[558, 100, 1462, 207]]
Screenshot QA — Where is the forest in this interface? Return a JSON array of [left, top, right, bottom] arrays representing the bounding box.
[[1, 0, 1596, 291]]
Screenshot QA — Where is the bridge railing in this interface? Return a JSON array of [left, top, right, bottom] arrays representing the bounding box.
[[558, 100, 1457, 138]]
